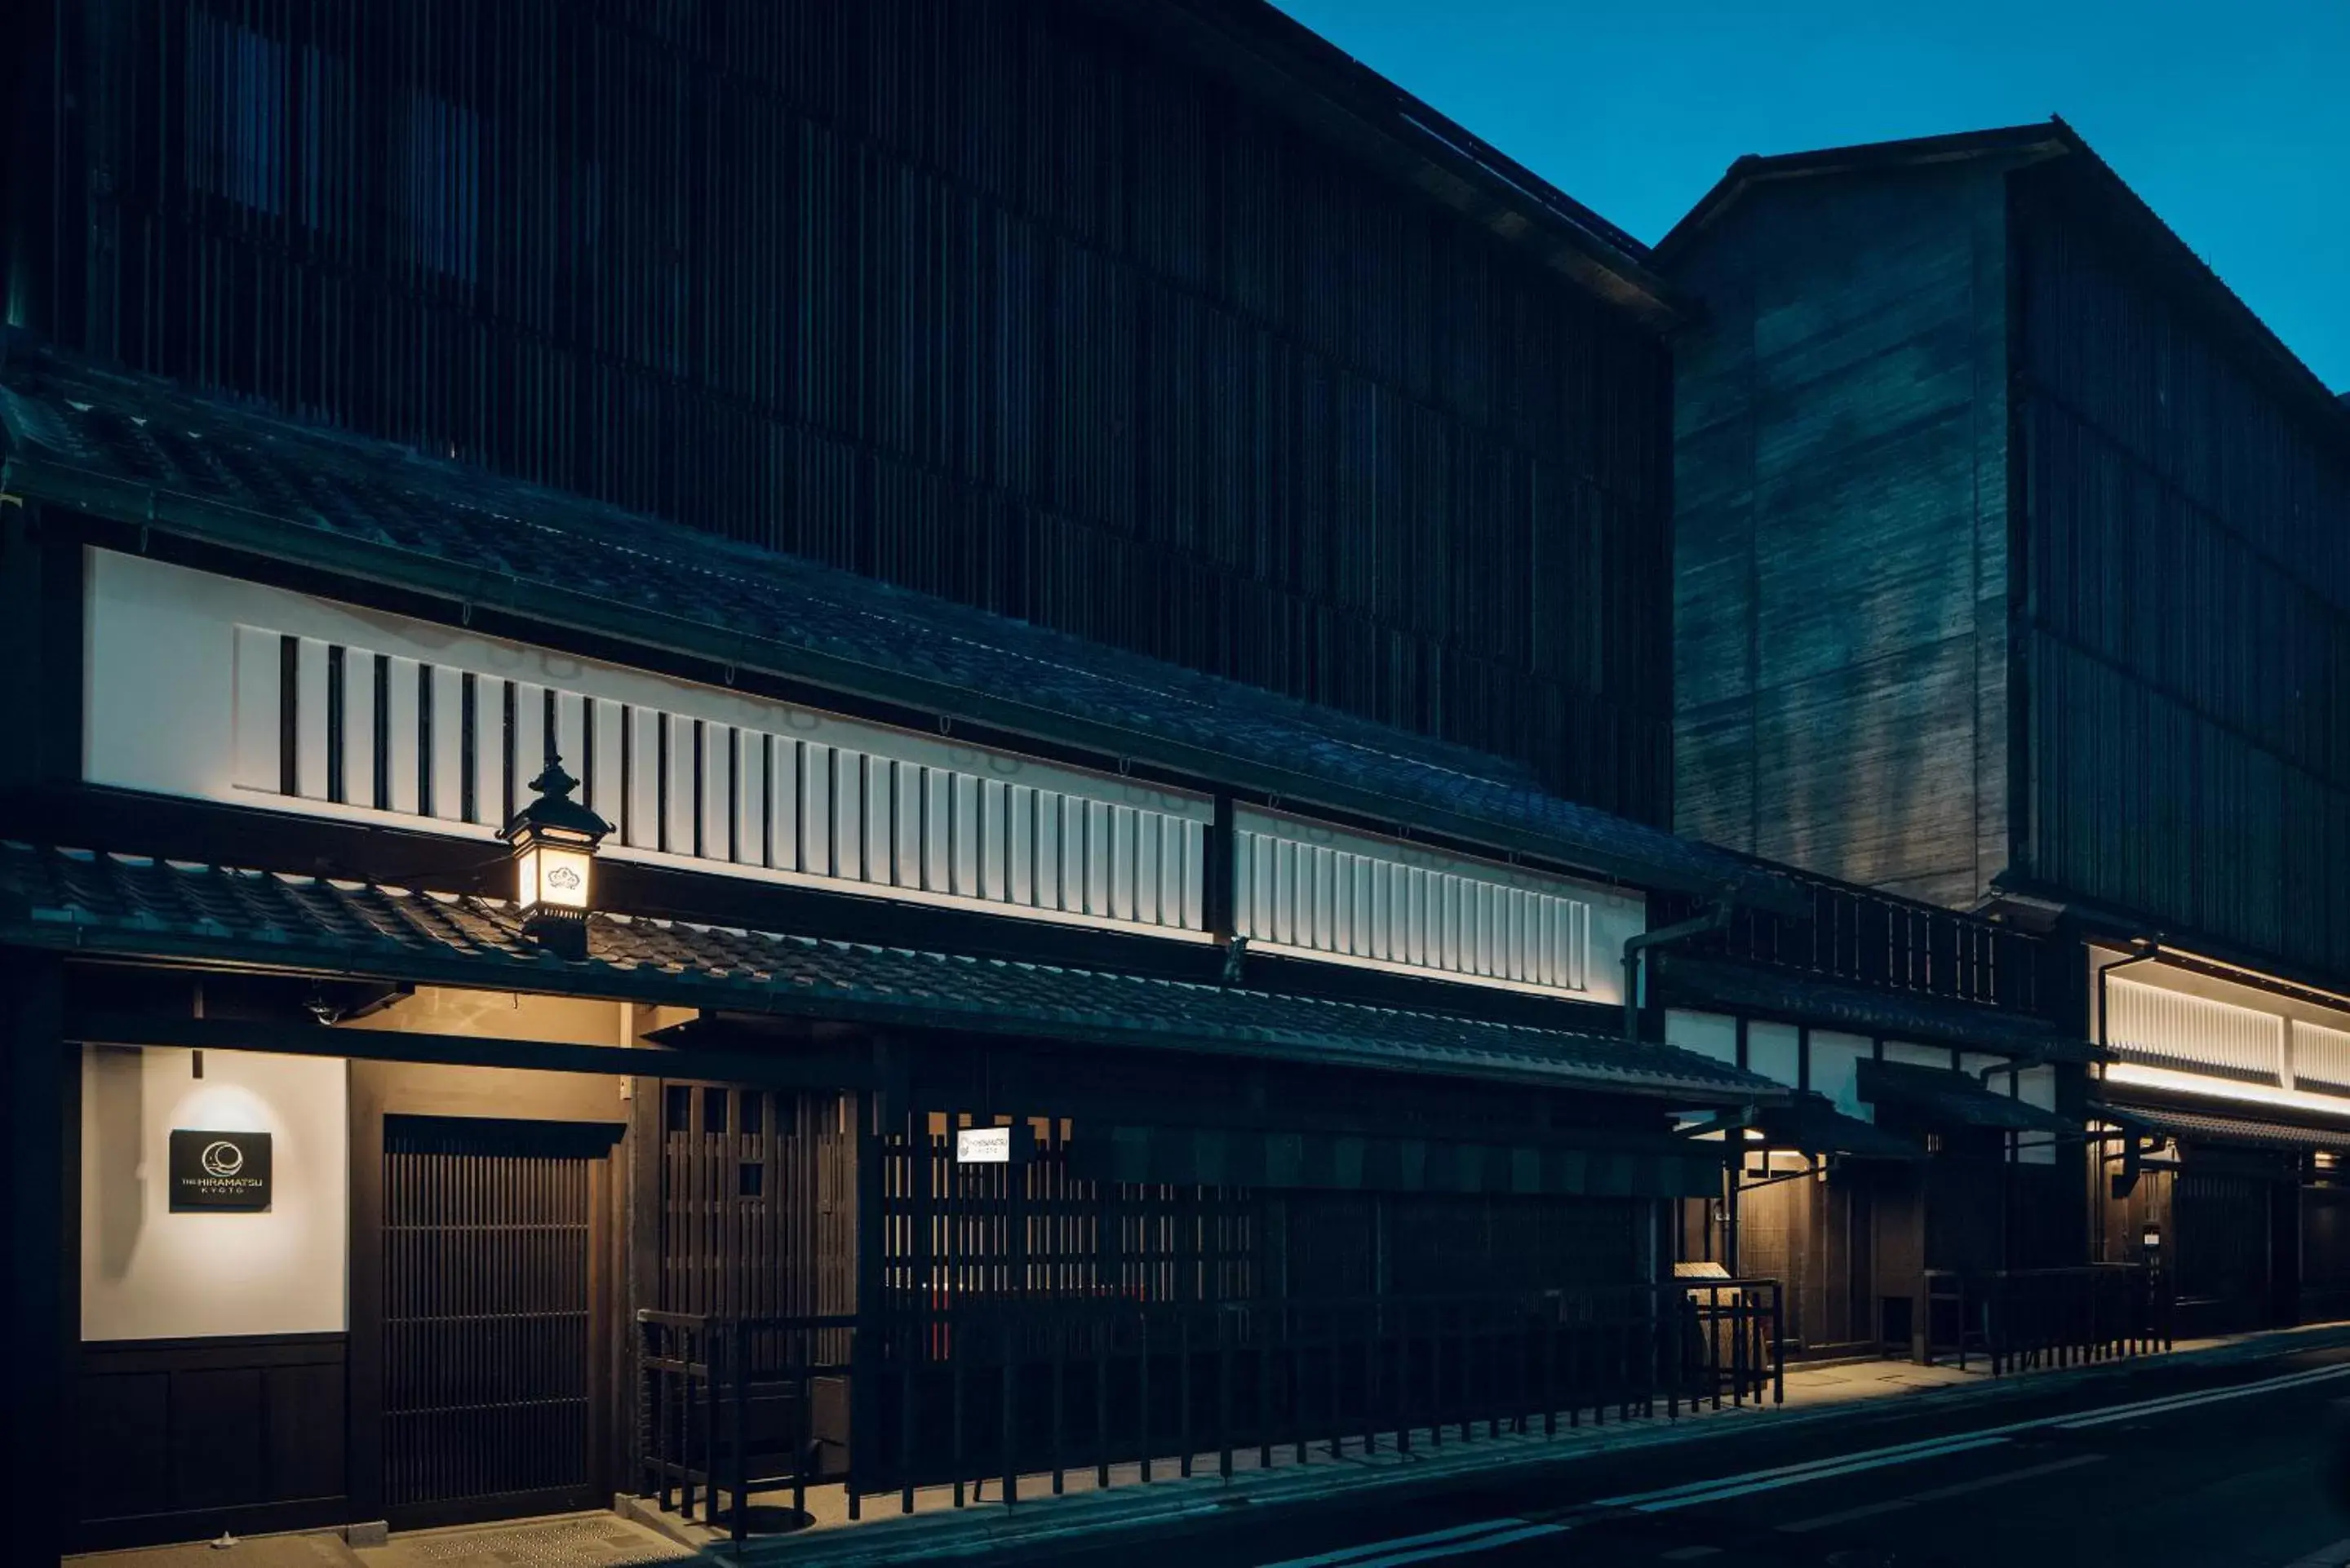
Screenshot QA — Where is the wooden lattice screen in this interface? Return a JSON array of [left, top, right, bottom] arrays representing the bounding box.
[[881, 1118, 1259, 1308]]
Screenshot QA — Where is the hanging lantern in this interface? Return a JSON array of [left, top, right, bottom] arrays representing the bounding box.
[[500, 742, 612, 960]]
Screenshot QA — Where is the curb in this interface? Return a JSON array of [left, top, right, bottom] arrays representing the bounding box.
[[698, 1322, 2350, 1566]]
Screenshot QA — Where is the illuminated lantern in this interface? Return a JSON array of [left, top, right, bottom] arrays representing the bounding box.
[[499, 743, 611, 960]]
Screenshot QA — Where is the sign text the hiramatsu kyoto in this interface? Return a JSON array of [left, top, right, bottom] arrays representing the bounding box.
[[167, 1129, 273, 1212]]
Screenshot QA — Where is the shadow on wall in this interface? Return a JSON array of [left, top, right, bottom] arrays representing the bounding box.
[[89, 1046, 146, 1282], [81, 1044, 351, 1340]]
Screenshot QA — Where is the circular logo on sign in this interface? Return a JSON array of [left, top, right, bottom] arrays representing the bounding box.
[[546, 864, 583, 891], [201, 1140, 246, 1178]]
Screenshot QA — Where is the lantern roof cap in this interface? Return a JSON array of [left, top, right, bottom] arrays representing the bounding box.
[[499, 749, 612, 845]]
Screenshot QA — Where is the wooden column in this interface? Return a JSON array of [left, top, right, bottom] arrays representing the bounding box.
[[3, 949, 71, 1568], [1203, 795, 1237, 945]]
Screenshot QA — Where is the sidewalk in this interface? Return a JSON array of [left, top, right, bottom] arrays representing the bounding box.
[[69, 1322, 2350, 1568]]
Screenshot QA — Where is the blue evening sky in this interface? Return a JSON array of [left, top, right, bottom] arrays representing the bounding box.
[[1274, 0, 2350, 392]]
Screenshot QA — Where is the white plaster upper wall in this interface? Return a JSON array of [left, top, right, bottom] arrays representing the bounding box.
[[1235, 805, 1646, 1005], [81, 1046, 350, 1341], [1808, 1030, 1873, 1121], [1665, 1009, 1738, 1066], [1746, 1021, 1800, 1089], [84, 548, 1653, 1001], [81, 546, 1213, 835]]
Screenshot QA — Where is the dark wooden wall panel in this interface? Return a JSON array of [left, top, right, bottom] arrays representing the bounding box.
[[1669, 162, 2015, 904], [33, 0, 1675, 820], [75, 1333, 350, 1552], [2013, 164, 2350, 978]]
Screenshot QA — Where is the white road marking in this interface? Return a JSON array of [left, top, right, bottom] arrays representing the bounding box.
[[1334, 1522, 1571, 1568], [1254, 1358, 2350, 1566], [1780, 1451, 2108, 1533], [1625, 1435, 2011, 1513], [1254, 1519, 1560, 1568], [2055, 1362, 2350, 1428], [1589, 1428, 2020, 1510]]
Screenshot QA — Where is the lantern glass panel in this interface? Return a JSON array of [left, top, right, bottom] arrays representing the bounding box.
[[518, 843, 594, 911]]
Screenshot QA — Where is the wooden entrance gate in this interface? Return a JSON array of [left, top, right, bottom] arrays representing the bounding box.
[[379, 1116, 619, 1526]]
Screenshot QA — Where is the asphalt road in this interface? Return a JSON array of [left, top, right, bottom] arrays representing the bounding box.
[[1019, 1345, 2350, 1568]]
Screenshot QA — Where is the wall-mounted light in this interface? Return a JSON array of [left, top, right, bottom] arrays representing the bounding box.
[[500, 742, 612, 962], [2142, 1220, 2164, 1254]]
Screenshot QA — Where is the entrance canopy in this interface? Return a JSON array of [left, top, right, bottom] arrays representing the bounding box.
[[1753, 1091, 1927, 1161], [1856, 1058, 2073, 1135]]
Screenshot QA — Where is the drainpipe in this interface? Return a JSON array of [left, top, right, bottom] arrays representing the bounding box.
[[2093, 941, 2163, 1261], [1622, 901, 1732, 1043]]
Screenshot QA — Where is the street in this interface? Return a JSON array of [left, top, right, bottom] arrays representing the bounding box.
[[1017, 1347, 2350, 1568]]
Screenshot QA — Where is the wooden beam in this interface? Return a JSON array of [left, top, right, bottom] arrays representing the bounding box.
[[62, 1010, 884, 1092]]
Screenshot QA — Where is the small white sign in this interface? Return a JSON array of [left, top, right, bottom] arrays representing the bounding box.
[[956, 1126, 1013, 1164]]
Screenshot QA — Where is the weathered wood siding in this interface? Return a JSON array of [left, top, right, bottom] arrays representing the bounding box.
[[1672, 144, 2350, 982], [2011, 165, 2350, 978], [26, 0, 1674, 822], [1669, 162, 2015, 906]]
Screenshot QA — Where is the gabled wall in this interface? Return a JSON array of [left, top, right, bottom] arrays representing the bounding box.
[[1668, 159, 2018, 908]]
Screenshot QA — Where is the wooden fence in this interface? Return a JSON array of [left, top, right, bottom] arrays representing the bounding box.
[[641, 1278, 1784, 1544]]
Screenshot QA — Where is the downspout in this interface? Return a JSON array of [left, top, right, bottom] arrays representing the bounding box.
[[2093, 942, 2165, 1242], [1622, 901, 1732, 1043], [1973, 941, 2159, 1090]]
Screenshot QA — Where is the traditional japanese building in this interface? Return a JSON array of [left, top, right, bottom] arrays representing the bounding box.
[[0, 2, 1806, 1560], [1651, 858, 2095, 1364], [1661, 119, 2350, 1339]]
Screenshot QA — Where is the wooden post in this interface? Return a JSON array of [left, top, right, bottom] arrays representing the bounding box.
[[1203, 795, 1237, 945], [2, 950, 70, 1568], [850, 1082, 886, 1521]]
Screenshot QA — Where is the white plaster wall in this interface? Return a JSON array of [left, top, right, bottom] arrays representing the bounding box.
[[1882, 1040, 1955, 1070], [81, 1047, 350, 1341], [1807, 1030, 1873, 1120], [1665, 1009, 1739, 1066], [2017, 1064, 2058, 1166], [1745, 1021, 1801, 1089], [1235, 805, 1646, 1004]]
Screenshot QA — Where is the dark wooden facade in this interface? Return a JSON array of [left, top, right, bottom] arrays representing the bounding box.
[[1668, 154, 2017, 910], [1665, 125, 2350, 983], [2011, 160, 2350, 978], [10, 0, 1678, 821], [1656, 854, 2094, 1361]]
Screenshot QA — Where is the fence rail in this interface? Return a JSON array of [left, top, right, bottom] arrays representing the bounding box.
[[1921, 1265, 2172, 1375], [1660, 868, 2046, 1015], [641, 1279, 1784, 1544]]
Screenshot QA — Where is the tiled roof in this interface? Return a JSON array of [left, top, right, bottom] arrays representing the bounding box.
[[0, 842, 1782, 1104], [0, 343, 1795, 913], [1653, 953, 2095, 1062], [1755, 1092, 1926, 1161], [1856, 1059, 2074, 1135], [2092, 1101, 2350, 1153]]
